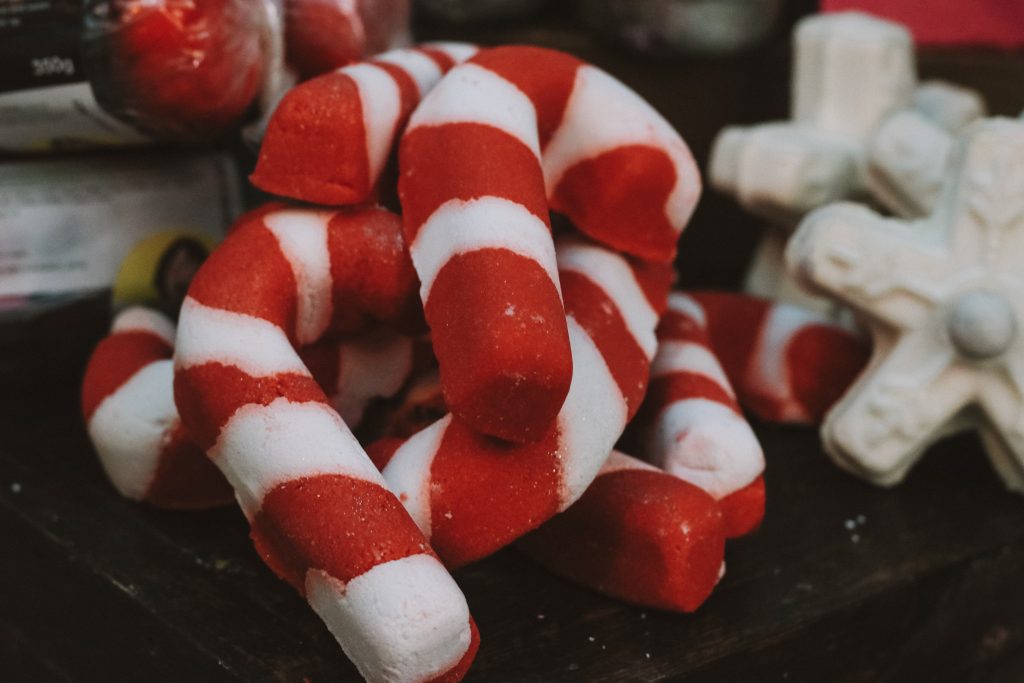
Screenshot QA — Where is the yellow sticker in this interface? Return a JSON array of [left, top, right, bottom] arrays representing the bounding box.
[[113, 230, 218, 317]]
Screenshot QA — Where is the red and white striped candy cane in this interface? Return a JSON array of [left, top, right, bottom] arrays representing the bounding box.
[[252, 42, 477, 205], [365, 381, 731, 614], [684, 292, 868, 424], [380, 237, 667, 568], [398, 45, 700, 443], [637, 292, 767, 538], [82, 313, 416, 511], [518, 451, 727, 613], [368, 433, 730, 613], [172, 205, 478, 683], [81, 307, 233, 510], [365, 339, 745, 614]]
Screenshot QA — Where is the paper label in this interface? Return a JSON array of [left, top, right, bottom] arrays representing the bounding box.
[[0, 154, 242, 297], [0, 82, 151, 151]]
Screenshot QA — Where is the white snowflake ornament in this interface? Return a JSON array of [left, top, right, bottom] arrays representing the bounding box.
[[709, 12, 988, 316], [787, 118, 1024, 492]]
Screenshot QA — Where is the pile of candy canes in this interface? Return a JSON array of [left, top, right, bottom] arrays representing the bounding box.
[[81, 44, 867, 682]]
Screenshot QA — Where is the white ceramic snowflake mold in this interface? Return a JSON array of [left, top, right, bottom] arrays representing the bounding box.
[[787, 118, 1024, 492], [867, 83, 988, 221], [709, 12, 987, 313], [710, 12, 915, 224]]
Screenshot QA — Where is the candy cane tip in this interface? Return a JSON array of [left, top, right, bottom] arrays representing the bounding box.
[[519, 469, 727, 613], [717, 476, 766, 539]]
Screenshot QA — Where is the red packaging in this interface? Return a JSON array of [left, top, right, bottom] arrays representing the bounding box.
[[821, 0, 1024, 48], [81, 0, 275, 141]]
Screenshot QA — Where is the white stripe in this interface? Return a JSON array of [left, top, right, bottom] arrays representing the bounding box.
[[382, 415, 451, 538], [176, 298, 308, 377], [647, 398, 764, 499], [305, 554, 472, 683], [542, 65, 701, 232], [423, 42, 478, 64], [748, 304, 831, 422], [210, 398, 382, 519], [650, 340, 734, 396], [263, 210, 333, 346], [88, 361, 174, 501], [410, 197, 559, 299], [667, 292, 707, 327], [408, 63, 540, 157], [556, 241, 658, 359], [111, 307, 176, 346], [333, 330, 413, 426], [343, 62, 403, 184], [556, 318, 628, 507], [373, 48, 443, 98], [599, 450, 660, 476]]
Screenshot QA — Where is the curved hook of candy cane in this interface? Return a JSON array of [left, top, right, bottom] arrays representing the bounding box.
[[81, 307, 234, 510], [684, 292, 869, 425], [520, 294, 868, 611], [171, 205, 478, 683], [251, 42, 478, 205], [630, 291, 868, 536], [631, 292, 768, 539], [380, 236, 668, 569], [364, 378, 729, 614], [371, 424, 731, 615], [398, 45, 700, 444]]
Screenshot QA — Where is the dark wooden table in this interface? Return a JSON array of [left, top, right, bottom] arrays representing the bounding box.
[[5, 4, 1024, 681]]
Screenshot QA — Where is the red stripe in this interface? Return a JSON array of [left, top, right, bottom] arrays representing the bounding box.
[[81, 332, 172, 420], [559, 271, 649, 419], [518, 468, 726, 613], [657, 309, 703, 341], [717, 475, 765, 539], [629, 258, 673, 316], [653, 309, 744, 412], [689, 292, 772, 391], [643, 373, 741, 419], [418, 46, 456, 73], [470, 46, 581, 149], [143, 420, 233, 510], [427, 418, 562, 568], [785, 325, 868, 423], [174, 364, 327, 451], [250, 71, 373, 205], [251, 474, 433, 592], [188, 221, 298, 338], [399, 123, 551, 238], [424, 249, 571, 443], [298, 343, 341, 397], [551, 146, 680, 263], [325, 207, 422, 337]]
